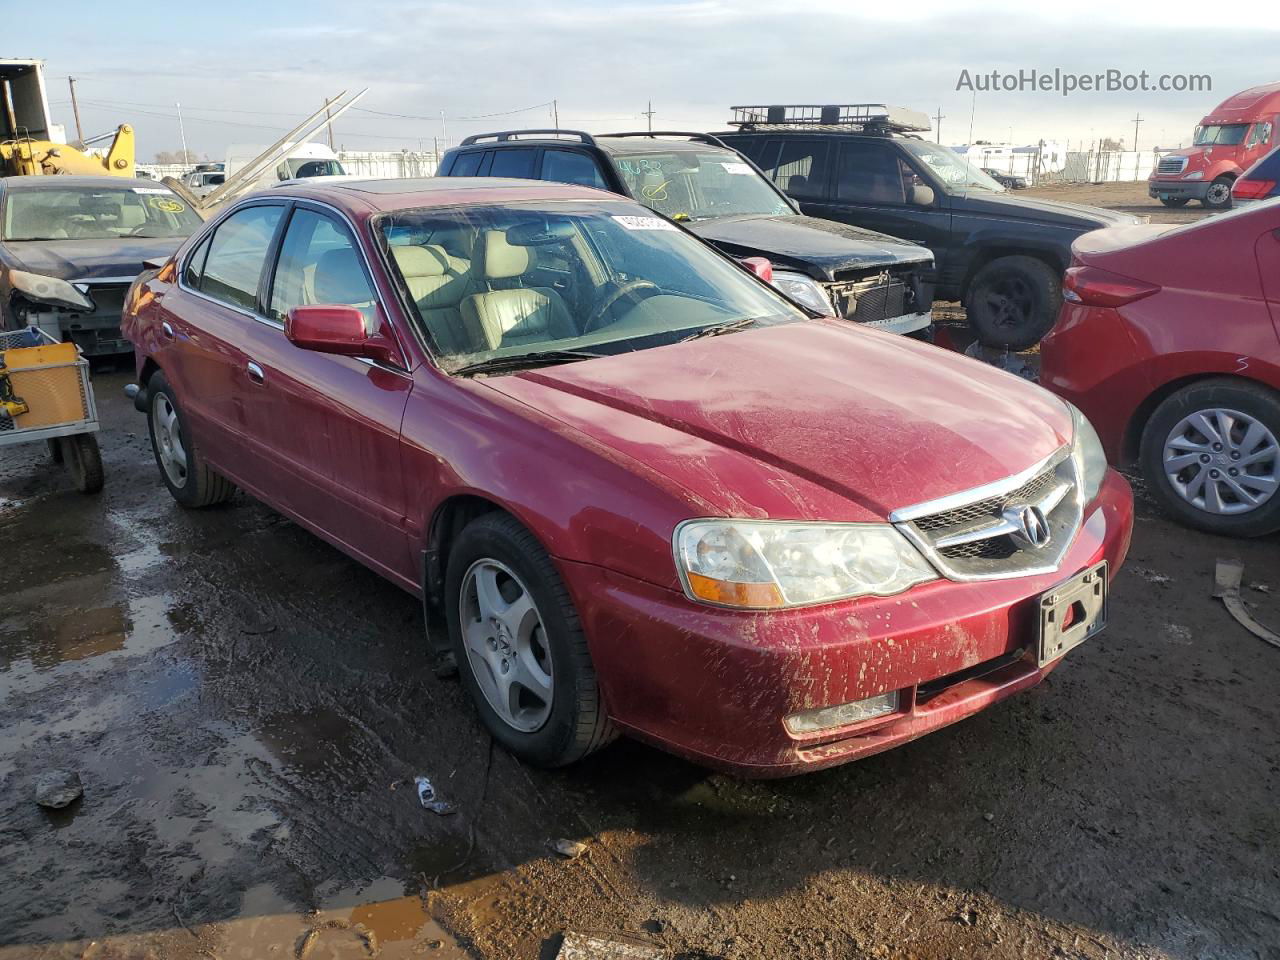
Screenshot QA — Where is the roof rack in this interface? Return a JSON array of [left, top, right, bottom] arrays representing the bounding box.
[[459, 129, 596, 146], [728, 104, 932, 135], [601, 131, 731, 149]]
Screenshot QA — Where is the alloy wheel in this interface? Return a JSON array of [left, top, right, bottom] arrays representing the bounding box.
[[1206, 181, 1232, 206], [459, 558, 554, 733], [1163, 407, 1279, 515], [982, 275, 1034, 329], [152, 393, 188, 488]]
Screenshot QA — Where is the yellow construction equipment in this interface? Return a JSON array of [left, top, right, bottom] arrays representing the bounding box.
[[0, 124, 135, 177], [1, 58, 135, 178]]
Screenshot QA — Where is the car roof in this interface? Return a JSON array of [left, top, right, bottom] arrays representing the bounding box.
[[0, 175, 171, 191], [260, 176, 624, 211], [452, 135, 731, 157]]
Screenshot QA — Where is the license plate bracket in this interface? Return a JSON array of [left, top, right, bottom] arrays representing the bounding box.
[[1037, 562, 1107, 667]]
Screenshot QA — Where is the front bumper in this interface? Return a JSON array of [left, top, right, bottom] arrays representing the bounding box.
[[568, 470, 1132, 776], [859, 310, 932, 336], [1148, 179, 1209, 201]]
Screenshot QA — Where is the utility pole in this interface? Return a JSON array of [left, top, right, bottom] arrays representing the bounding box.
[[966, 89, 976, 146], [67, 76, 84, 144], [324, 97, 335, 149], [1132, 112, 1143, 153], [932, 107, 945, 144], [643, 100, 656, 132], [440, 109, 448, 147], [553, 99, 559, 129], [175, 101, 189, 165]]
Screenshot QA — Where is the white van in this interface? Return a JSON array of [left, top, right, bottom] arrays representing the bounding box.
[[224, 142, 346, 190]]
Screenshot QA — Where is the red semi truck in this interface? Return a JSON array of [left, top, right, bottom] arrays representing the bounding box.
[[1148, 82, 1280, 210]]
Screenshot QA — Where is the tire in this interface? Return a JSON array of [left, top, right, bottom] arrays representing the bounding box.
[[1159, 197, 1190, 208], [48, 438, 64, 463], [965, 255, 1062, 350], [61, 434, 104, 494], [444, 512, 615, 767], [146, 370, 235, 508], [1139, 379, 1280, 537], [1202, 177, 1234, 210]]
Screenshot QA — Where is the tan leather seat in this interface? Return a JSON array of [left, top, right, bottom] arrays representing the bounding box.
[[391, 244, 477, 354], [460, 232, 577, 350]]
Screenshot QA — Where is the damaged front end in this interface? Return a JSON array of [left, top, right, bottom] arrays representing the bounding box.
[[7, 272, 133, 356], [824, 264, 934, 336]]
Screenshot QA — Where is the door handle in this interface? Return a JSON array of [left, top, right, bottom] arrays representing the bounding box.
[[161, 321, 174, 339], [246, 361, 265, 385]]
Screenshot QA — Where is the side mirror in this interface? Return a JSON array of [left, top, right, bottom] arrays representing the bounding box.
[[910, 185, 935, 207], [741, 256, 774, 283], [285, 305, 400, 367]]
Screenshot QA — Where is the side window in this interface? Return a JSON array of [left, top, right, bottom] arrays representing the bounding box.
[[198, 205, 284, 310], [767, 141, 830, 200], [834, 141, 911, 205], [1247, 122, 1273, 148], [450, 152, 483, 177], [732, 138, 775, 166], [541, 149, 607, 188], [489, 148, 536, 179], [182, 232, 213, 288], [269, 208, 376, 322]]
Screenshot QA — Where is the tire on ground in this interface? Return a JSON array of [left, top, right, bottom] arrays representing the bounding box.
[[61, 433, 104, 494], [965, 255, 1062, 351], [1139, 377, 1280, 537], [1202, 176, 1234, 210], [145, 370, 235, 508], [444, 511, 616, 767]]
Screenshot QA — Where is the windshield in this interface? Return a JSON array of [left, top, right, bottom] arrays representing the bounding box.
[[1, 185, 203, 241], [378, 201, 805, 372], [610, 150, 792, 221], [1194, 123, 1249, 146], [901, 141, 1006, 195], [277, 158, 345, 179]]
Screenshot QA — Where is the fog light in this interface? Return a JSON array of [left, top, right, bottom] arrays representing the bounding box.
[[784, 690, 900, 735]]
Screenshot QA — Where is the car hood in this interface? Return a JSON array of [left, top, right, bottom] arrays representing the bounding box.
[[957, 191, 1142, 228], [2, 237, 187, 282], [482, 322, 1071, 522], [687, 214, 933, 281]]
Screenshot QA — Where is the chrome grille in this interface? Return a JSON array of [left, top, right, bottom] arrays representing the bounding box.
[[1156, 156, 1187, 175], [891, 449, 1082, 581]]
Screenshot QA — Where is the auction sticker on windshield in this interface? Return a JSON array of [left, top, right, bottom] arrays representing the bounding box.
[[613, 215, 678, 231], [720, 162, 754, 175]]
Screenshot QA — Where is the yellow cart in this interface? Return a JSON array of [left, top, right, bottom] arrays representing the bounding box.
[[0, 328, 103, 494]]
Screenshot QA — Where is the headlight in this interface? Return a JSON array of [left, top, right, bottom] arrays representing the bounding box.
[[675, 519, 936, 609], [771, 271, 836, 316], [1182, 170, 1204, 181], [8, 270, 94, 311], [1066, 402, 1107, 504]]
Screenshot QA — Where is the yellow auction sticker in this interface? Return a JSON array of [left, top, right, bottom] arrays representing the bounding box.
[[149, 197, 186, 213]]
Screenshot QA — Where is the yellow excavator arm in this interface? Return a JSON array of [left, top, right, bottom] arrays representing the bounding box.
[[0, 124, 135, 177]]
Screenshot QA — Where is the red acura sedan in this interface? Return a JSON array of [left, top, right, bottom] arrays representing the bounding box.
[[1041, 198, 1280, 538], [123, 177, 1132, 776]]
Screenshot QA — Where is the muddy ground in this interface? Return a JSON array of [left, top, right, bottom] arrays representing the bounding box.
[[2, 183, 1278, 960]]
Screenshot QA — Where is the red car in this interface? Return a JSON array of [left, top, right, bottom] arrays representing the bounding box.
[[1041, 198, 1280, 537], [123, 178, 1132, 776]]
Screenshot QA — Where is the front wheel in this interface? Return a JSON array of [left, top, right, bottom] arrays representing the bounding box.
[[444, 512, 615, 767], [1140, 379, 1280, 537], [1159, 197, 1190, 208], [965, 255, 1062, 350], [1202, 177, 1234, 210]]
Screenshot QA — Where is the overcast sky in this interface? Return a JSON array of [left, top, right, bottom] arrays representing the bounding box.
[[18, 0, 1280, 160]]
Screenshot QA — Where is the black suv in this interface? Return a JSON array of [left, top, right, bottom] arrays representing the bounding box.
[[718, 105, 1143, 349], [438, 130, 935, 336]]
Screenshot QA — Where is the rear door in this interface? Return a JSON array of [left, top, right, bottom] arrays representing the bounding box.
[[159, 202, 287, 481], [257, 203, 415, 581]]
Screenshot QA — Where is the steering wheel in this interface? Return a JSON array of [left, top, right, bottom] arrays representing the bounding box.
[[583, 280, 661, 333]]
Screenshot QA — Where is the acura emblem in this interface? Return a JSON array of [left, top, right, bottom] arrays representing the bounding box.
[[1004, 503, 1051, 548]]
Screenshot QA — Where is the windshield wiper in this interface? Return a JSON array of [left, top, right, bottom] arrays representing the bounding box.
[[450, 348, 606, 377], [679, 316, 765, 342]]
